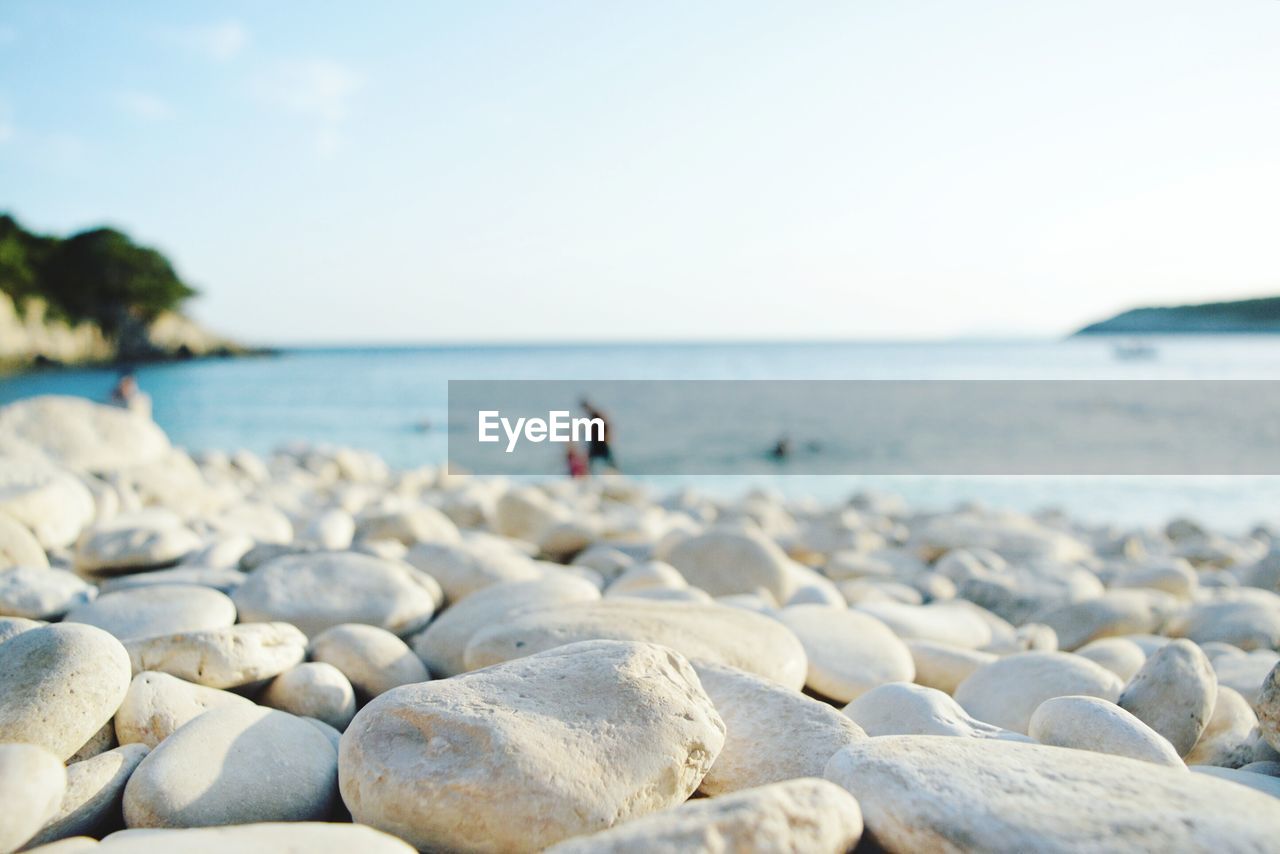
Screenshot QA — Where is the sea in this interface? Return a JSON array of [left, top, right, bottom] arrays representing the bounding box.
[[5, 336, 1280, 532]]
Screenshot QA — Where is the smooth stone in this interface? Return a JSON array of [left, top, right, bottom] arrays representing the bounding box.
[[1112, 560, 1199, 598], [21, 837, 96, 854], [0, 743, 66, 854], [1175, 599, 1280, 651], [27, 744, 150, 846], [492, 487, 570, 543], [954, 651, 1125, 734], [1186, 686, 1260, 767], [0, 623, 132, 760], [844, 682, 1028, 741], [1260, 661, 1280, 751], [0, 508, 49, 568], [1074, 637, 1147, 682], [204, 502, 292, 544], [68, 719, 118, 763], [64, 584, 236, 642], [0, 458, 96, 550], [404, 540, 544, 604], [410, 575, 601, 678], [0, 566, 95, 619], [355, 506, 460, 546], [854, 600, 994, 649], [1029, 695, 1184, 767], [1192, 765, 1280, 798], [124, 623, 307, 689], [693, 662, 865, 795], [308, 623, 428, 699], [777, 604, 914, 702], [123, 705, 338, 828], [464, 599, 808, 689], [94, 823, 415, 853], [823, 735, 1280, 851], [115, 671, 254, 748], [959, 567, 1104, 626], [100, 567, 246, 596], [74, 512, 202, 576], [906, 640, 995, 695], [613, 586, 714, 604], [300, 508, 356, 550], [544, 778, 864, 854], [1034, 590, 1170, 651], [0, 614, 43, 643], [606, 560, 687, 595], [1214, 649, 1278, 707], [0, 396, 170, 472], [666, 527, 796, 603], [1241, 760, 1280, 776], [570, 544, 634, 581], [1118, 638, 1216, 756], [339, 640, 726, 852], [907, 511, 1090, 563], [233, 551, 440, 637], [260, 662, 357, 731]]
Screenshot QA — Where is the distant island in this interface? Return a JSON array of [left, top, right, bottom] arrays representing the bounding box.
[[1076, 295, 1280, 335], [0, 213, 252, 372]]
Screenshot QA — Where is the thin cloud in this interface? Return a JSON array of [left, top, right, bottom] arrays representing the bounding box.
[[256, 59, 363, 158], [114, 90, 173, 121], [168, 20, 247, 61]]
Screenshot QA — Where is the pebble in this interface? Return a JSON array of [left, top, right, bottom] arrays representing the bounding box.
[[74, 511, 202, 577], [605, 560, 688, 595], [404, 539, 544, 603], [0, 623, 132, 759], [0, 614, 43, 643], [1029, 695, 1184, 767], [1185, 685, 1261, 767], [27, 743, 150, 846], [124, 622, 307, 689], [0, 395, 170, 471], [0, 457, 96, 550], [1074, 636, 1148, 681], [0, 565, 96, 619], [1117, 638, 1216, 756], [544, 778, 864, 854], [953, 651, 1125, 733], [777, 604, 915, 701], [0, 743, 66, 854], [260, 662, 358, 730], [0, 508, 50, 568], [1259, 661, 1280, 751], [123, 705, 338, 827], [64, 583, 237, 641], [1191, 765, 1280, 798], [844, 682, 1028, 741], [92, 823, 415, 852], [1213, 648, 1278, 707], [692, 662, 865, 795], [308, 623, 428, 699], [824, 735, 1280, 850], [1175, 599, 1280, 651], [233, 551, 440, 637], [99, 566, 247, 596], [906, 639, 995, 695], [114, 671, 255, 747], [339, 640, 725, 852], [409, 576, 600, 677], [1034, 590, 1171, 651], [355, 506, 460, 546], [854, 600, 994, 649], [463, 599, 808, 689], [666, 527, 796, 603]]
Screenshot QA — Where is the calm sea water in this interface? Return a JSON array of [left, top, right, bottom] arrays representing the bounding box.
[[5, 337, 1280, 531]]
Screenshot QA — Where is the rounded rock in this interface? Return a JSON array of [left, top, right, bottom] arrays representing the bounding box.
[[93, 823, 415, 853], [64, 584, 236, 642], [124, 623, 307, 689], [1029, 695, 1184, 767], [844, 682, 1029, 741], [114, 671, 254, 748], [123, 705, 338, 828], [232, 552, 439, 637], [26, 743, 150, 847], [906, 640, 995, 695], [308, 623, 428, 699], [954, 651, 1125, 734], [0, 743, 66, 854], [777, 604, 915, 702], [339, 640, 726, 852], [1075, 637, 1148, 682], [666, 528, 796, 603], [1118, 638, 1216, 756], [0, 566, 95, 620], [693, 662, 865, 795], [260, 662, 357, 730], [0, 623, 132, 760]]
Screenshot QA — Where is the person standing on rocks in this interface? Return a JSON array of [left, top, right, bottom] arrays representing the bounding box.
[[109, 369, 152, 419]]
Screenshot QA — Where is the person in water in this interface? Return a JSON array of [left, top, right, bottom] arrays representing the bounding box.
[[580, 398, 618, 473], [109, 369, 152, 418], [565, 444, 588, 478]]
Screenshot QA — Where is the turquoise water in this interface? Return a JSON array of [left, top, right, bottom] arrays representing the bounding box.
[[5, 337, 1280, 530]]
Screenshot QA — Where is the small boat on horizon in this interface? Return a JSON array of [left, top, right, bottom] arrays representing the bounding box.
[[1112, 340, 1158, 361]]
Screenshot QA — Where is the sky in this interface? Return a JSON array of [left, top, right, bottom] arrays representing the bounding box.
[[1, 0, 1279, 344]]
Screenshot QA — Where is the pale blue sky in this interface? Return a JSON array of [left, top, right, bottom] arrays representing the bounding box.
[[2, 1, 1278, 343]]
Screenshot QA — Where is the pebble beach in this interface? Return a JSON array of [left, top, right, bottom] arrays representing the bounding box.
[[4, 393, 1280, 852]]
